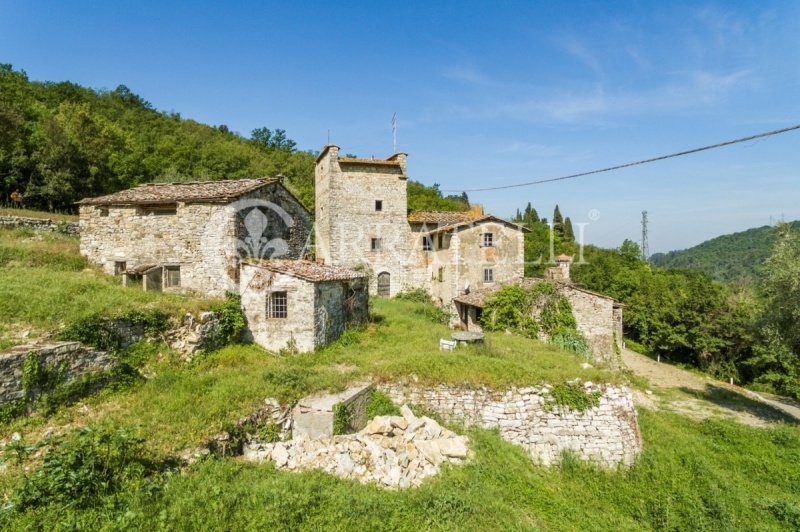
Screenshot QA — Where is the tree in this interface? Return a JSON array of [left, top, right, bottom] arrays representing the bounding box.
[[552, 205, 564, 237], [250, 127, 297, 152], [761, 223, 800, 353], [563, 217, 575, 242]]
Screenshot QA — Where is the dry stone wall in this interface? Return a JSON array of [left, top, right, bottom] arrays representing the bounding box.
[[0, 215, 79, 234], [380, 382, 641, 467], [0, 342, 114, 406]]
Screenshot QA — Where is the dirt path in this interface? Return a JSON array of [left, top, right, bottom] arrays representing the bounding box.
[[622, 348, 800, 427]]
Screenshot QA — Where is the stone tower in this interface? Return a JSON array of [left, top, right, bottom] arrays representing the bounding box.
[[314, 145, 411, 296]]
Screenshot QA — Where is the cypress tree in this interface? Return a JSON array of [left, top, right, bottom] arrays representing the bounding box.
[[564, 217, 575, 242], [553, 205, 564, 237]]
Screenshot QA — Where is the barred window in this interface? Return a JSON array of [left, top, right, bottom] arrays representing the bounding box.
[[268, 291, 288, 318], [482, 233, 494, 247], [483, 268, 494, 283]]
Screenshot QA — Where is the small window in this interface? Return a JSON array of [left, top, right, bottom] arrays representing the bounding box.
[[483, 268, 494, 283], [99, 207, 109, 217], [140, 204, 177, 216], [437, 267, 444, 282], [437, 233, 443, 249], [375, 200, 383, 211], [114, 261, 127, 275], [164, 266, 181, 288], [371, 238, 382, 251], [422, 236, 432, 251], [482, 233, 494, 247], [268, 291, 288, 318]]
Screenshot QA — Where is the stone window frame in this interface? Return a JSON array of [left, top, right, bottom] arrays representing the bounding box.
[[268, 291, 288, 319], [164, 265, 181, 288], [483, 268, 494, 283], [371, 238, 383, 252], [482, 232, 494, 247], [375, 200, 383, 211]]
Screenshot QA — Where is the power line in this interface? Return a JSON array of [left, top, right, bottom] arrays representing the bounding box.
[[444, 124, 800, 193]]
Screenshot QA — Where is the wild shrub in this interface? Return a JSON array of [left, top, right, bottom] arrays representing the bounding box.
[[366, 390, 400, 418], [11, 426, 156, 511], [545, 382, 602, 412], [482, 282, 587, 354], [210, 291, 245, 346]]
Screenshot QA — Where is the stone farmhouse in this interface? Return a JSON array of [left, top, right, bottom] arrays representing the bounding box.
[[239, 259, 368, 353], [78, 178, 311, 297], [314, 145, 528, 304], [453, 256, 624, 367]]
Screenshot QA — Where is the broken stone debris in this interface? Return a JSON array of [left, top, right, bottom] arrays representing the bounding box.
[[243, 405, 471, 489]]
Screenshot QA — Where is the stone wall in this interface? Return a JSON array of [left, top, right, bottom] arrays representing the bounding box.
[[559, 285, 623, 368], [379, 382, 641, 467], [79, 182, 310, 298], [0, 215, 79, 235], [240, 264, 368, 353], [315, 146, 411, 297], [0, 342, 114, 406]]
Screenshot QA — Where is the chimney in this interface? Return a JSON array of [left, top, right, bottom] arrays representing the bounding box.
[[555, 254, 572, 282], [315, 144, 340, 165], [387, 152, 408, 175]]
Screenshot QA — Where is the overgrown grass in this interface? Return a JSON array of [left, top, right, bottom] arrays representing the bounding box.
[[0, 229, 215, 347], [3, 410, 799, 530], [0, 207, 78, 222]]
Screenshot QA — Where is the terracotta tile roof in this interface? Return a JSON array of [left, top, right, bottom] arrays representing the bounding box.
[[244, 259, 367, 283], [407, 211, 478, 225], [452, 287, 499, 307], [338, 157, 402, 167], [426, 215, 531, 234], [77, 178, 280, 205]]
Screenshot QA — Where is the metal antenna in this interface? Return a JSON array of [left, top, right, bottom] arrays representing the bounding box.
[[392, 113, 397, 153], [641, 210, 649, 262]]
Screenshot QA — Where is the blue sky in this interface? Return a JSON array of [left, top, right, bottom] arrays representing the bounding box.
[[2, 0, 798, 252]]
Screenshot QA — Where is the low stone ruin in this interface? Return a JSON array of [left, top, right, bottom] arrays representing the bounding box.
[[243, 405, 472, 489]]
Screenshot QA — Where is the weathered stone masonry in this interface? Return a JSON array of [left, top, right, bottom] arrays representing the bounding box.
[[0, 342, 114, 406], [380, 382, 641, 467], [0, 215, 79, 234]]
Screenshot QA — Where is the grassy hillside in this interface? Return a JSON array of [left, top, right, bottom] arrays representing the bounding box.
[[650, 221, 800, 284], [1, 226, 799, 529]]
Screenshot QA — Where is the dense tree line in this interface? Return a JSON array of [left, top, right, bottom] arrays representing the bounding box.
[[649, 221, 800, 285], [514, 203, 800, 398], [0, 65, 464, 213]]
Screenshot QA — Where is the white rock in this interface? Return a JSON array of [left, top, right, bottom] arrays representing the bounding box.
[[400, 404, 416, 421], [363, 416, 394, 435], [438, 436, 468, 459], [272, 444, 289, 467]]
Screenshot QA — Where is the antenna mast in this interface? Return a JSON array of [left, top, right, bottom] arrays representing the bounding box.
[[641, 210, 649, 262], [392, 113, 397, 153]]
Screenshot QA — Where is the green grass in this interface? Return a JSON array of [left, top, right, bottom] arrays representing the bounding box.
[[0, 228, 215, 346], [2, 298, 612, 457], [3, 410, 799, 530], [0, 206, 79, 222]]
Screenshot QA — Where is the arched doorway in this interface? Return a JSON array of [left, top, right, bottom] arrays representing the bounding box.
[[377, 271, 390, 297]]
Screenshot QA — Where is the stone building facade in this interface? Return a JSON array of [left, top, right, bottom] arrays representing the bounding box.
[[239, 259, 368, 353], [453, 258, 624, 367], [79, 178, 311, 297], [314, 145, 527, 304]]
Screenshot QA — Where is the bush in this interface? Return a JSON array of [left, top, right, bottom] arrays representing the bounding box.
[[366, 390, 400, 418], [12, 426, 156, 511], [210, 292, 246, 346]]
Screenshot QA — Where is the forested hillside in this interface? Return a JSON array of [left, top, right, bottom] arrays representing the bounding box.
[[513, 203, 800, 400], [0, 65, 466, 213], [650, 221, 800, 284]]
